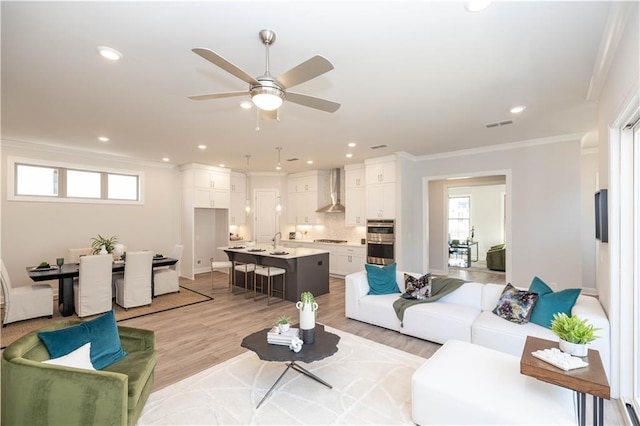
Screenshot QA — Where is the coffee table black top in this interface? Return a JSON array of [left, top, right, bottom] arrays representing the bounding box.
[[241, 324, 340, 363]]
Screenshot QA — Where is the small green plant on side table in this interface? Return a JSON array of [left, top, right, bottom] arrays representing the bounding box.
[[551, 312, 600, 356]]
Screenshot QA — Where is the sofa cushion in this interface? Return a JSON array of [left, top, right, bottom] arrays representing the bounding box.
[[42, 342, 96, 371], [529, 277, 581, 329], [492, 283, 539, 324], [365, 263, 400, 295], [38, 310, 128, 369], [104, 349, 157, 409], [401, 273, 432, 300]]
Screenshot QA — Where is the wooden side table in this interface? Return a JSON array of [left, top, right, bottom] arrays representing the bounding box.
[[520, 336, 610, 426]]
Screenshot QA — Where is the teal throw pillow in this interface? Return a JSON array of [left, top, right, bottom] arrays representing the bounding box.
[[38, 310, 127, 369], [528, 276, 581, 329], [365, 263, 400, 295]]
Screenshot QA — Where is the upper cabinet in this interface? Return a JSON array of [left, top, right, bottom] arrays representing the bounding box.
[[182, 163, 231, 209], [365, 156, 397, 219], [230, 172, 247, 225], [345, 164, 366, 226], [286, 170, 329, 225]]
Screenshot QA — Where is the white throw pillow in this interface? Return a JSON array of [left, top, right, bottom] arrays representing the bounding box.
[[43, 342, 96, 370]]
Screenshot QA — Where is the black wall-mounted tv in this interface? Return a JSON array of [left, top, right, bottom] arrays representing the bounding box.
[[595, 189, 608, 243]]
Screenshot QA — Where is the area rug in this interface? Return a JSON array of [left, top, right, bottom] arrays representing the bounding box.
[[137, 326, 425, 425], [1, 285, 212, 349]]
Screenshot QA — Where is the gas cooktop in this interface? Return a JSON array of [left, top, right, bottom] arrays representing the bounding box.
[[314, 239, 348, 244]]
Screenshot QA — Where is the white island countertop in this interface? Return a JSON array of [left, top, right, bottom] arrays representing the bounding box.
[[219, 245, 329, 260]]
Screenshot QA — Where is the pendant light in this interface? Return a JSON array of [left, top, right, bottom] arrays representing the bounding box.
[[244, 155, 251, 214], [275, 147, 283, 171]]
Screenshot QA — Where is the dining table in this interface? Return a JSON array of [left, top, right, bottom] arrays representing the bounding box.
[[26, 257, 178, 317]]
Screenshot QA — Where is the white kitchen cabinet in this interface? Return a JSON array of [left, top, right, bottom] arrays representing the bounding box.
[[286, 170, 328, 225], [365, 159, 396, 184], [330, 245, 366, 276], [183, 164, 231, 209], [194, 187, 230, 209], [345, 186, 366, 226], [345, 164, 366, 226], [229, 172, 246, 225], [366, 182, 396, 219], [365, 157, 397, 219]]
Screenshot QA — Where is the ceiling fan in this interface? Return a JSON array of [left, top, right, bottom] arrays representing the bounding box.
[[189, 29, 340, 118]]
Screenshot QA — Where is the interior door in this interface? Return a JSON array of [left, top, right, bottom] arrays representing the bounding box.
[[254, 189, 278, 243]]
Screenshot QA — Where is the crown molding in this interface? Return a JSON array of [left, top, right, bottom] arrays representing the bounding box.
[[0, 138, 177, 169]]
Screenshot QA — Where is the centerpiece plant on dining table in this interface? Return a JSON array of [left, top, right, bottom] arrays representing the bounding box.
[[90, 234, 118, 255]]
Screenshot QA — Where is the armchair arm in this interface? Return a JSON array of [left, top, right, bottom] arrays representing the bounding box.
[[1, 356, 128, 425]]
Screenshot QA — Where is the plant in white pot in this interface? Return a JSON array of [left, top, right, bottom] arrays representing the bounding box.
[[276, 315, 291, 333], [551, 313, 600, 357], [90, 234, 118, 255]]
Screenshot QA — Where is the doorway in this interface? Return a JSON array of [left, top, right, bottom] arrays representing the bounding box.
[[254, 189, 278, 244]]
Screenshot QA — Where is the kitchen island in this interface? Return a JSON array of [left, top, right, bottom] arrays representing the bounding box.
[[221, 246, 330, 302]]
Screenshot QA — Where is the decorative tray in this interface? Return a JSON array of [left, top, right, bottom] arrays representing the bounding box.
[[229, 246, 245, 249], [270, 251, 289, 255], [31, 266, 57, 271], [248, 248, 265, 252], [531, 348, 589, 371]]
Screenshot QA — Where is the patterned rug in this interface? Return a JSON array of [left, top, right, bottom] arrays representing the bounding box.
[[137, 326, 426, 425], [1, 285, 212, 349]]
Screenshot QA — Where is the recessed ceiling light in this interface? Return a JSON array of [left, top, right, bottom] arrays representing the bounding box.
[[97, 46, 122, 61], [465, 0, 493, 12], [307, 160, 314, 165], [510, 105, 526, 114], [240, 101, 253, 109], [198, 144, 207, 150], [162, 157, 170, 162], [98, 136, 109, 142], [348, 142, 356, 148], [346, 153, 353, 158]]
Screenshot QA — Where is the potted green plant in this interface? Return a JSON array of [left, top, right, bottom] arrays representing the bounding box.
[[550, 313, 600, 357], [276, 315, 291, 333], [90, 234, 118, 255]]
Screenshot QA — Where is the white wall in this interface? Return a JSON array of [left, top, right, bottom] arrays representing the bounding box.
[[1, 142, 181, 290], [402, 136, 590, 291]]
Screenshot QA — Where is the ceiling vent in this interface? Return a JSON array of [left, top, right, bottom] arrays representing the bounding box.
[[370, 144, 389, 150], [484, 119, 514, 128], [286, 157, 299, 162]]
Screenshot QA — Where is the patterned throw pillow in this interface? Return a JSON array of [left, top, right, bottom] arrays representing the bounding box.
[[492, 283, 539, 324], [401, 273, 432, 300]]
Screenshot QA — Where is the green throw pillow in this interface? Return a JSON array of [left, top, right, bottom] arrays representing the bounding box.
[[38, 310, 127, 369], [528, 276, 581, 329], [365, 263, 400, 295]]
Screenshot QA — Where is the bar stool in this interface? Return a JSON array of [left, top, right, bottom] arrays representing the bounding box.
[[210, 259, 233, 292], [234, 262, 256, 298], [254, 266, 286, 305]]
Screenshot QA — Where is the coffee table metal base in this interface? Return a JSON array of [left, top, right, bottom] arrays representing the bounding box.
[[257, 360, 332, 408]]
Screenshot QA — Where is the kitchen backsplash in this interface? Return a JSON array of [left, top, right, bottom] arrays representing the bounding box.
[[287, 213, 366, 243]]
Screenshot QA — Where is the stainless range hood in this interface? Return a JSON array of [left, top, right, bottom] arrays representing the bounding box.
[[316, 168, 345, 213]]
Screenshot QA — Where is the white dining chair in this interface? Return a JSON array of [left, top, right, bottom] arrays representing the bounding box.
[[115, 251, 153, 309], [73, 254, 113, 318], [154, 244, 184, 296], [1, 259, 53, 326], [67, 248, 93, 264]]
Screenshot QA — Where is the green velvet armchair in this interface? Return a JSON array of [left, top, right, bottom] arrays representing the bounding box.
[[486, 243, 506, 271], [1, 320, 157, 426]]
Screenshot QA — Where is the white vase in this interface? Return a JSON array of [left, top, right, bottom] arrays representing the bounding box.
[[296, 300, 318, 344], [278, 323, 290, 333], [559, 339, 588, 357], [99, 245, 108, 255]]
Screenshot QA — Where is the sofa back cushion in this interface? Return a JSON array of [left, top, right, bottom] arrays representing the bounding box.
[[438, 282, 484, 310], [482, 283, 509, 311]]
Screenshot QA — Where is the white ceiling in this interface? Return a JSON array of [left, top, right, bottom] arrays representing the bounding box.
[[1, 1, 615, 173]]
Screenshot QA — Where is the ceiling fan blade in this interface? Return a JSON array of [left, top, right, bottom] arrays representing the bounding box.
[[192, 48, 259, 86], [276, 55, 334, 89], [260, 109, 278, 121], [286, 92, 341, 113], [188, 91, 248, 101]]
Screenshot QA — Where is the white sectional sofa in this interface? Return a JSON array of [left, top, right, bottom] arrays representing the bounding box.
[[345, 270, 611, 378]]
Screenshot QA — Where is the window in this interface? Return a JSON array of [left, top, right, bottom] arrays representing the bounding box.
[[15, 164, 58, 196], [10, 157, 142, 204], [448, 196, 470, 242]]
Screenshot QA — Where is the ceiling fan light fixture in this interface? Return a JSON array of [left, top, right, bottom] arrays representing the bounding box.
[[251, 86, 284, 111]]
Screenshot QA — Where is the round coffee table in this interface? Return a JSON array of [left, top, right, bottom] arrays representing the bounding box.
[[241, 324, 340, 408]]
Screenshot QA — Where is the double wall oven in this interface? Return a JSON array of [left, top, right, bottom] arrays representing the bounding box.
[[366, 219, 395, 265]]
